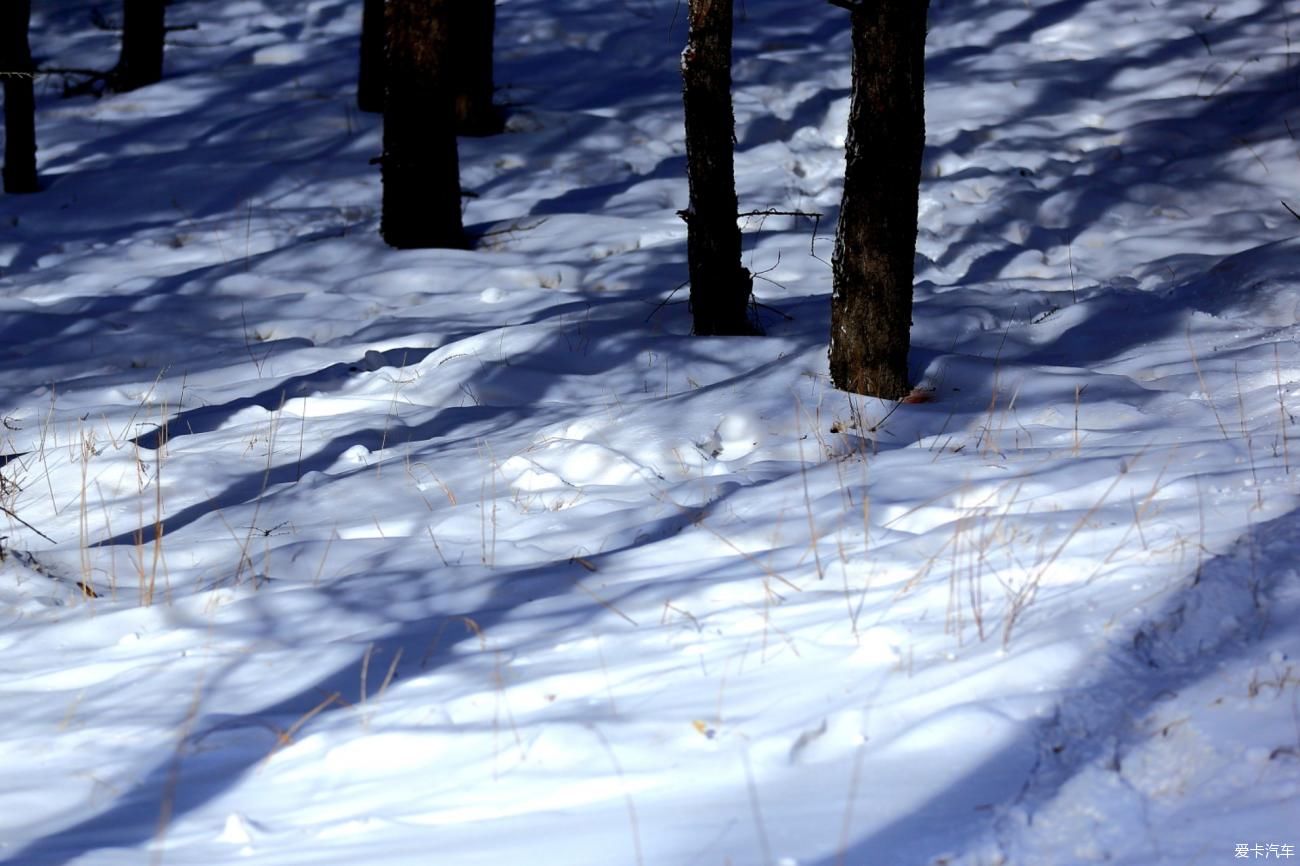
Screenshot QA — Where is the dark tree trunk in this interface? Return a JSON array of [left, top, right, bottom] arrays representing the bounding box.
[[829, 0, 929, 399], [362, 0, 500, 131], [358, 0, 386, 113], [681, 0, 755, 336], [450, 0, 502, 135], [116, 0, 166, 91], [381, 0, 466, 249], [1, 0, 38, 194]]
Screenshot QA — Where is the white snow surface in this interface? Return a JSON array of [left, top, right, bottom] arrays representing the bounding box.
[[2, 0, 1299, 863]]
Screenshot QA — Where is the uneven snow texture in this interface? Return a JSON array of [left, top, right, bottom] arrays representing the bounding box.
[[1, 0, 1298, 864]]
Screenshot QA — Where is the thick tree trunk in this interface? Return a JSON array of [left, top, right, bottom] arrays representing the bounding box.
[[358, 0, 386, 113], [116, 0, 166, 91], [361, 0, 500, 131], [682, 0, 755, 336], [829, 1, 929, 399], [1, 0, 38, 194], [381, 0, 466, 249], [451, 0, 502, 135]]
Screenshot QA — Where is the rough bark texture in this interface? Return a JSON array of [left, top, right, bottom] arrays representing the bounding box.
[[357, 0, 385, 113], [381, 0, 466, 250], [450, 0, 502, 135], [116, 0, 165, 91], [829, 0, 929, 399], [682, 0, 755, 336], [2, 0, 38, 194]]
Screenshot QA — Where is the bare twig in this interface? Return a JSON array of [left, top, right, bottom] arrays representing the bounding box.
[[738, 208, 824, 256], [0, 504, 56, 544], [645, 280, 689, 323]]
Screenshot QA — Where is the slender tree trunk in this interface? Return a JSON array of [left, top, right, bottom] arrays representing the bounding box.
[[358, 0, 386, 113], [829, 0, 929, 399], [681, 0, 755, 336], [451, 0, 502, 135], [1, 0, 38, 194], [116, 0, 166, 91], [381, 0, 466, 249]]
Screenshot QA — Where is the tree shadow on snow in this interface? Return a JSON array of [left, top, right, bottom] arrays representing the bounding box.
[[0, 460, 800, 866], [807, 502, 1300, 866], [1, 0, 1297, 862]]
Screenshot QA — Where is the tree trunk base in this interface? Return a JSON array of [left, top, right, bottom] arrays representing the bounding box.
[[828, 1, 929, 400], [682, 0, 756, 337], [380, 0, 468, 250]]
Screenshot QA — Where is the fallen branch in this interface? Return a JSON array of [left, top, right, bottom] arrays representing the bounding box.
[[0, 504, 57, 545]]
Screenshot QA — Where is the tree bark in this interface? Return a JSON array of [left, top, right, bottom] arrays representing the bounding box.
[[829, 0, 929, 399], [116, 0, 166, 91], [451, 0, 502, 135], [682, 0, 755, 336], [358, 0, 386, 113], [1, 0, 38, 194], [381, 0, 466, 249], [362, 0, 500, 132]]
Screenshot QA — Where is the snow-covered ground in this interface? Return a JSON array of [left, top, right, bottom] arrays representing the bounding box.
[[2, 0, 1298, 863]]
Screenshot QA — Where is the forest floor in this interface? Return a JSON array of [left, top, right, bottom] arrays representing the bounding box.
[[1, 0, 1298, 863]]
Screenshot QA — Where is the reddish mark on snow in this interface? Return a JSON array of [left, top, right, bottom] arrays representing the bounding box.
[[902, 389, 934, 404]]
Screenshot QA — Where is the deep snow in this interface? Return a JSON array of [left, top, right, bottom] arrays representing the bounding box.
[[1, 0, 1298, 864]]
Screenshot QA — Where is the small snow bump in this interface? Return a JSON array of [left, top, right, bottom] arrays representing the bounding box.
[[1246, 746, 1272, 765], [252, 43, 309, 65], [341, 444, 370, 465], [218, 812, 255, 845]]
